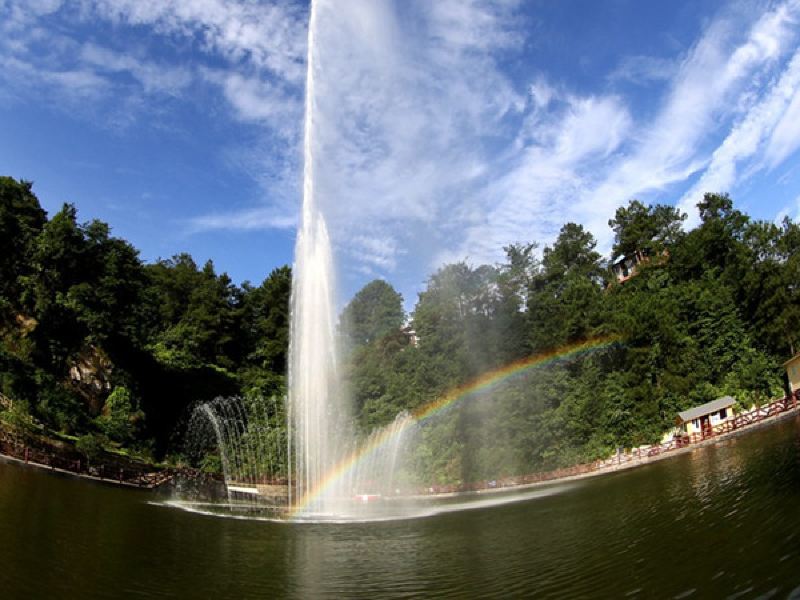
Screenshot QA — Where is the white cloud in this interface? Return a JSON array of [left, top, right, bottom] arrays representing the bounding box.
[[80, 43, 192, 95], [764, 89, 800, 168], [775, 194, 800, 223], [609, 55, 677, 85], [77, 0, 307, 83], [300, 0, 800, 279], [0, 54, 110, 102], [589, 0, 800, 233], [434, 0, 800, 270], [0, 0, 308, 234], [188, 206, 296, 233], [529, 78, 554, 109], [5, 0, 800, 299], [678, 47, 800, 218], [287, 0, 527, 272]]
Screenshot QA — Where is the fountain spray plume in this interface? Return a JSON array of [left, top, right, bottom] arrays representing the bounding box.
[[287, 0, 420, 517], [288, 0, 350, 514], [186, 396, 288, 505]]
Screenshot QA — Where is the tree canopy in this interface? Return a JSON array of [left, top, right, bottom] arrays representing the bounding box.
[[1, 177, 796, 484], [340, 279, 404, 348], [0, 177, 291, 457]]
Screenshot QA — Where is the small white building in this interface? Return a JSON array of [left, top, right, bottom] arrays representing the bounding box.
[[677, 396, 736, 436], [401, 325, 419, 348], [784, 353, 800, 394], [611, 252, 644, 284]]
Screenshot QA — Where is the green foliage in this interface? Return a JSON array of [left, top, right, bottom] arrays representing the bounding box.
[[340, 279, 405, 348], [0, 177, 291, 458], [0, 399, 37, 433], [345, 196, 799, 485], [0, 175, 796, 485], [75, 433, 107, 461], [200, 451, 223, 474], [608, 200, 685, 262], [0, 177, 46, 322], [528, 223, 604, 352], [238, 266, 291, 396], [95, 386, 144, 443], [145, 255, 238, 370]]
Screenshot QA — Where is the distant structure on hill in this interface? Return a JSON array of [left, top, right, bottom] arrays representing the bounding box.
[[611, 248, 668, 284], [401, 325, 419, 348]]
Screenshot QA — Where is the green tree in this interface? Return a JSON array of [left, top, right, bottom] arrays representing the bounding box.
[[145, 255, 238, 370], [0, 177, 47, 321], [737, 218, 800, 356], [95, 386, 144, 443], [238, 266, 292, 396], [340, 279, 405, 348], [670, 193, 749, 284], [527, 223, 604, 352], [608, 200, 685, 262]]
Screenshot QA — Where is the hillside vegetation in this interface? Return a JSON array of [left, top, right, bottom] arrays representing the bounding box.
[[1, 176, 798, 482]]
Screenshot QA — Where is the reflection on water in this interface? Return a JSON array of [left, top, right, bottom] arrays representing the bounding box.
[[158, 482, 578, 523], [1, 415, 799, 599]]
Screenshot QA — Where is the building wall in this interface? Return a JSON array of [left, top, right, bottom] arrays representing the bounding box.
[[787, 356, 800, 393], [682, 408, 733, 435]]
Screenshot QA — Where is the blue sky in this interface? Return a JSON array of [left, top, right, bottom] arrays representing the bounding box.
[[2, 0, 800, 308]]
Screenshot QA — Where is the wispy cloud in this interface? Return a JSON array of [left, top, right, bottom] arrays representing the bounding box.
[[80, 43, 193, 96], [79, 0, 308, 83], [201, 0, 800, 284], [609, 55, 678, 85], [187, 206, 297, 233], [4, 0, 800, 301], [678, 47, 800, 220], [429, 0, 800, 267], [579, 0, 800, 236], [775, 193, 800, 223], [763, 81, 800, 169], [0, 0, 309, 234], [305, 0, 526, 274]]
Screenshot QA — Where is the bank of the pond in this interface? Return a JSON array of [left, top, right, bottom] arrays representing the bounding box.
[[0, 425, 176, 489], [405, 393, 800, 500], [2, 392, 798, 498]]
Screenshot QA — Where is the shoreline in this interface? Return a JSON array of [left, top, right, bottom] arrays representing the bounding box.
[[0, 451, 166, 489], [407, 403, 800, 501], [0, 427, 174, 489], [2, 400, 798, 499]]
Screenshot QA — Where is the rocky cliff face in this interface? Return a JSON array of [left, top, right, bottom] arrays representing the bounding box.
[[69, 346, 114, 415]]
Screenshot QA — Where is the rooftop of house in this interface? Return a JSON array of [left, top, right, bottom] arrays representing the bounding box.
[[677, 396, 736, 423], [783, 353, 800, 367]]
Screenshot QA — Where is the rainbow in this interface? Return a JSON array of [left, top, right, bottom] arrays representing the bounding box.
[[290, 334, 619, 515]]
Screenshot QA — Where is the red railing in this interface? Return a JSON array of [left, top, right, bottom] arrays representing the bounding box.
[[416, 391, 800, 496], [0, 429, 171, 488], [4, 390, 799, 496]]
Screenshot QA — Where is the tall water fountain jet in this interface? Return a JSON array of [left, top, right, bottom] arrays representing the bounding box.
[[287, 1, 419, 517], [288, 0, 348, 515]]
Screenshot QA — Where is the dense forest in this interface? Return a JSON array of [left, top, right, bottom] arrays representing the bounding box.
[[341, 197, 800, 483], [0, 176, 290, 460], [1, 175, 799, 483]]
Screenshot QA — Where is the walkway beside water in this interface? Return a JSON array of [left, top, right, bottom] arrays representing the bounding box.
[[410, 392, 800, 499], [0, 428, 173, 489], [2, 393, 798, 497]]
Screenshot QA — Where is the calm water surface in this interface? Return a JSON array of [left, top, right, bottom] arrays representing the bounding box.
[[2, 416, 800, 599]]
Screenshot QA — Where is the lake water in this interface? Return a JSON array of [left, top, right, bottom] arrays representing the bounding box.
[[1, 416, 799, 599]]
